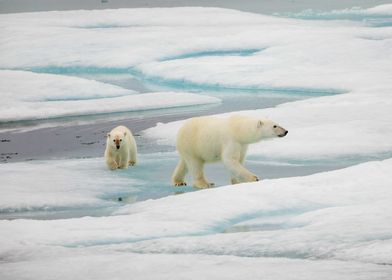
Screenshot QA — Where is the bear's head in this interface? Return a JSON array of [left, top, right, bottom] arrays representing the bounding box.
[[257, 119, 288, 139], [107, 131, 127, 150], [229, 115, 288, 144]]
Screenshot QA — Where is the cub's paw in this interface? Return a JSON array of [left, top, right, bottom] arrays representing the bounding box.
[[117, 161, 130, 169], [107, 162, 118, 170], [129, 161, 136, 166]]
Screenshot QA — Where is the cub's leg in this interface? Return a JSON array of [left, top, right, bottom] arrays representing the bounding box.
[[105, 149, 119, 170], [129, 137, 137, 166], [118, 155, 129, 169], [106, 158, 118, 170]]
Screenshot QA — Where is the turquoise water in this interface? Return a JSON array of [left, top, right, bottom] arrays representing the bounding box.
[[275, 7, 392, 27]]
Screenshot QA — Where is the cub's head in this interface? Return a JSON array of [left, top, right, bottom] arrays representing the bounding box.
[[107, 131, 127, 150], [257, 119, 288, 139]]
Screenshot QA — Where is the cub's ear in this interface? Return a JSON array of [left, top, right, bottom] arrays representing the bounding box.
[[107, 133, 110, 138], [124, 132, 127, 136], [257, 120, 264, 128]]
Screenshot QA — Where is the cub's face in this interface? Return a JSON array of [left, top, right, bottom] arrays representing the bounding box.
[[258, 120, 288, 139], [107, 132, 126, 150]]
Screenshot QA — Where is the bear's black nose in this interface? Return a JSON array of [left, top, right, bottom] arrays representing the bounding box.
[[116, 145, 120, 149], [284, 130, 288, 136]]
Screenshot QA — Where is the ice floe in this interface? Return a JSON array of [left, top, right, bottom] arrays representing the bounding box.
[[144, 88, 392, 162], [0, 70, 220, 122]]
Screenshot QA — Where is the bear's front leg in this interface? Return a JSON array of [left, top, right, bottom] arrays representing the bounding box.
[[222, 145, 259, 183]]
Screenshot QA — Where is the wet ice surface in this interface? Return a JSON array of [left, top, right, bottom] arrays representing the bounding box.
[[0, 154, 352, 220], [1, 5, 392, 280]]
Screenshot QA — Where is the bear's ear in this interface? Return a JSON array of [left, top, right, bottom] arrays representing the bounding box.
[[124, 132, 127, 136], [107, 133, 110, 138], [257, 120, 264, 128]]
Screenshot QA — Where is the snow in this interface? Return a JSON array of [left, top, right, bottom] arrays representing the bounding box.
[[0, 8, 271, 69], [1, 159, 392, 278]]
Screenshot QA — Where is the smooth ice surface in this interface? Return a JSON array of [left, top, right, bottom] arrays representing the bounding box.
[[0, 70, 220, 122], [1, 252, 391, 280], [0, 158, 136, 214], [1, 159, 392, 278]]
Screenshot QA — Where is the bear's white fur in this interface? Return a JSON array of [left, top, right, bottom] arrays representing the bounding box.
[[172, 115, 288, 188], [105, 125, 137, 170]]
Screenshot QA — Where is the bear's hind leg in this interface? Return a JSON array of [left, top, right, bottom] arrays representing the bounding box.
[[186, 158, 213, 189], [231, 177, 240, 185], [172, 158, 188, 186]]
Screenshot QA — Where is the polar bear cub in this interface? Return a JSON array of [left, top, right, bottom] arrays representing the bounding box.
[[105, 125, 137, 170], [172, 115, 288, 188]]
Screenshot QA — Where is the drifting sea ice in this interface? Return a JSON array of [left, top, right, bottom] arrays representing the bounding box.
[[1, 4, 392, 280]]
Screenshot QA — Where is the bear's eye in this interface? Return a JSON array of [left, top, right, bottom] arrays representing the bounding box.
[[113, 140, 116, 142], [120, 139, 122, 142], [273, 125, 277, 128]]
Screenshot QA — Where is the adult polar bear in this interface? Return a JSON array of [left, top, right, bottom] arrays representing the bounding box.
[[172, 115, 288, 188], [105, 125, 137, 170]]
